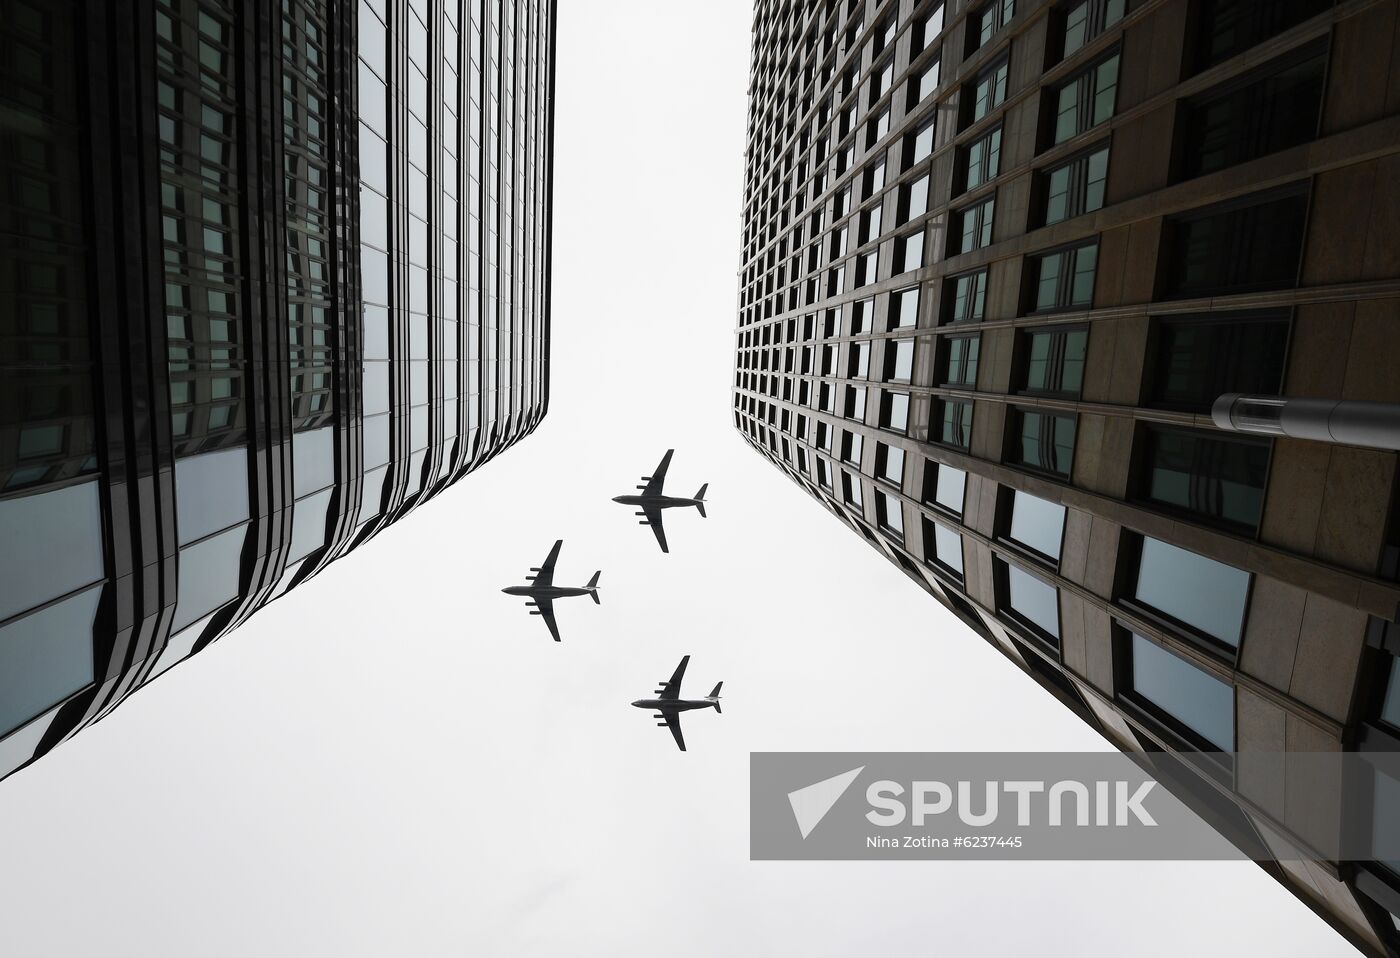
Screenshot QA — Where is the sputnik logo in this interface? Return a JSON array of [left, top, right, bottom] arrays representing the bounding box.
[[786, 766, 865, 839]]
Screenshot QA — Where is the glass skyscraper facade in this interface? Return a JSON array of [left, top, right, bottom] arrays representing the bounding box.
[[732, 0, 1400, 953], [0, 0, 554, 780]]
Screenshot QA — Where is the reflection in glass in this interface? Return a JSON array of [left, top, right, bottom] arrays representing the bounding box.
[[1007, 562, 1059, 639], [174, 523, 248, 631], [1134, 537, 1249, 647], [1130, 632, 1234, 750], [0, 480, 104, 622], [1009, 490, 1065, 560]]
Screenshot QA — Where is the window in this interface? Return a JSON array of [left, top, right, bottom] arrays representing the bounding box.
[[849, 297, 875, 334], [969, 0, 1015, 54], [1009, 408, 1076, 478], [1006, 489, 1066, 562], [877, 443, 905, 486], [870, 56, 895, 104], [950, 195, 995, 255], [880, 391, 910, 433], [1126, 633, 1235, 751], [859, 204, 883, 244], [939, 334, 980, 387], [884, 339, 914, 382], [914, 3, 946, 52], [1381, 655, 1400, 733], [1132, 537, 1250, 648], [877, 491, 904, 536], [905, 115, 936, 166], [962, 126, 1003, 192], [1139, 426, 1270, 533], [1021, 327, 1088, 397], [923, 517, 965, 578], [896, 231, 924, 274], [899, 173, 931, 223], [1029, 241, 1097, 311], [1164, 188, 1308, 297], [1051, 52, 1119, 145], [998, 559, 1060, 644], [855, 250, 879, 287], [818, 459, 833, 489], [968, 57, 1010, 124], [946, 268, 988, 324], [864, 157, 887, 196], [936, 399, 973, 448], [1147, 312, 1289, 412], [889, 286, 920, 329], [842, 471, 864, 507], [840, 429, 863, 465], [925, 461, 967, 514], [1191, 0, 1331, 74], [867, 108, 891, 148], [1040, 144, 1108, 225], [1061, 0, 1125, 58], [908, 58, 941, 108], [1181, 43, 1326, 179], [848, 341, 870, 379]]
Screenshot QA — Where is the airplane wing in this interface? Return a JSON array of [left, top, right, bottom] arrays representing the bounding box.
[[531, 539, 562, 588], [655, 654, 689, 700], [535, 597, 562, 642], [655, 708, 686, 751], [642, 506, 669, 553], [641, 449, 674, 497]]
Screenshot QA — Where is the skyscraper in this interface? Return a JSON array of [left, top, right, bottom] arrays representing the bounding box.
[[0, 0, 554, 780], [732, 0, 1400, 952]]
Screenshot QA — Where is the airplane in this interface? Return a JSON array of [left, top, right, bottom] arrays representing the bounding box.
[[500, 539, 600, 642], [611, 449, 708, 553], [630, 654, 722, 752]]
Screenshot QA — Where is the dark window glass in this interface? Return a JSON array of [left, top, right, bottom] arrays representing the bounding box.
[[1051, 52, 1119, 144], [1381, 655, 1400, 733], [1062, 0, 1126, 58], [950, 195, 995, 255], [905, 115, 936, 166], [1164, 188, 1308, 297], [1148, 313, 1289, 411], [1010, 408, 1076, 478], [969, 0, 1016, 54], [939, 334, 981, 387], [1182, 43, 1326, 179], [880, 391, 910, 433], [884, 339, 914, 382], [963, 126, 1003, 192], [1139, 426, 1269, 532], [876, 443, 905, 486], [1021, 327, 1088, 397], [924, 461, 967, 514], [946, 269, 988, 323], [967, 57, 1010, 125], [1029, 241, 1097, 311], [1041, 144, 1108, 225], [877, 490, 904, 536], [1191, 0, 1331, 74], [936, 399, 973, 448]]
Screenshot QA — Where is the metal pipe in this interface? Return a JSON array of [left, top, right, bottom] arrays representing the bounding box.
[[1212, 394, 1400, 450]]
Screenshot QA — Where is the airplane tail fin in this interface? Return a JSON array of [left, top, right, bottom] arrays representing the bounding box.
[[695, 484, 708, 518], [586, 571, 601, 604], [708, 681, 723, 713]]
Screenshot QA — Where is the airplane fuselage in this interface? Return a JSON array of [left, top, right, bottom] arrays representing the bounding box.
[[612, 494, 699, 509], [502, 585, 592, 599], [630, 698, 715, 712]]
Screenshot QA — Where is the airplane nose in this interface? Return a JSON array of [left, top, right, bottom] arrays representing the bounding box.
[[611, 496, 623, 503]]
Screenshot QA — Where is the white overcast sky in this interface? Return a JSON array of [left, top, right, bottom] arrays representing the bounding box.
[[0, 2, 1359, 956]]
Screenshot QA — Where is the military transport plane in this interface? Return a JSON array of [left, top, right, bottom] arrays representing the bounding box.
[[611, 449, 707, 553], [631, 655, 722, 752], [500, 539, 600, 642]]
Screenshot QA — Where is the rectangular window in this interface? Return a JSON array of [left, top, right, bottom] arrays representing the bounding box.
[[1052, 51, 1119, 145], [1182, 43, 1326, 179], [915, 3, 946, 52], [845, 385, 868, 421], [939, 334, 980, 387], [855, 250, 879, 288], [1147, 312, 1289, 412], [889, 286, 920, 329], [1381, 655, 1400, 733], [867, 108, 891, 148], [946, 269, 988, 324], [1191, 0, 1331, 74], [842, 471, 864, 508], [1007, 489, 1067, 562], [936, 399, 973, 448], [908, 58, 941, 108], [905, 115, 936, 167], [884, 339, 914, 382], [925, 461, 967, 514], [849, 297, 875, 334], [877, 443, 905, 486], [951, 196, 995, 256], [864, 156, 887, 196], [877, 491, 904, 536], [899, 173, 931, 223], [1062, 0, 1125, 58], [923, 517, 965, 578], [1127, 633, 1235, 751], [1021, 327, 1088, 397], [1164, 188, 1308, 297], [1139, 426, 1270, 533], [1041, 144, 1108, 225], [896, 231, 925, 274], [840, 429, 863, 465], [1009, 408, 1076, 478], [880, 391, 910, 434], [969, 0, 1015, 54], [1029, 241, 1097, 311], [968, 57, 1010, 125], [998, 559, 1060, 644], [1133, 537, 1250, 648], [848, 341, 870, 379], [963, 126, 1003, 192], [859, 205, 883, 244]]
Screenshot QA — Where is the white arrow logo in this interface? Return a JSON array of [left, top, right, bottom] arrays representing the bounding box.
[[787, 766, 865, 839]]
